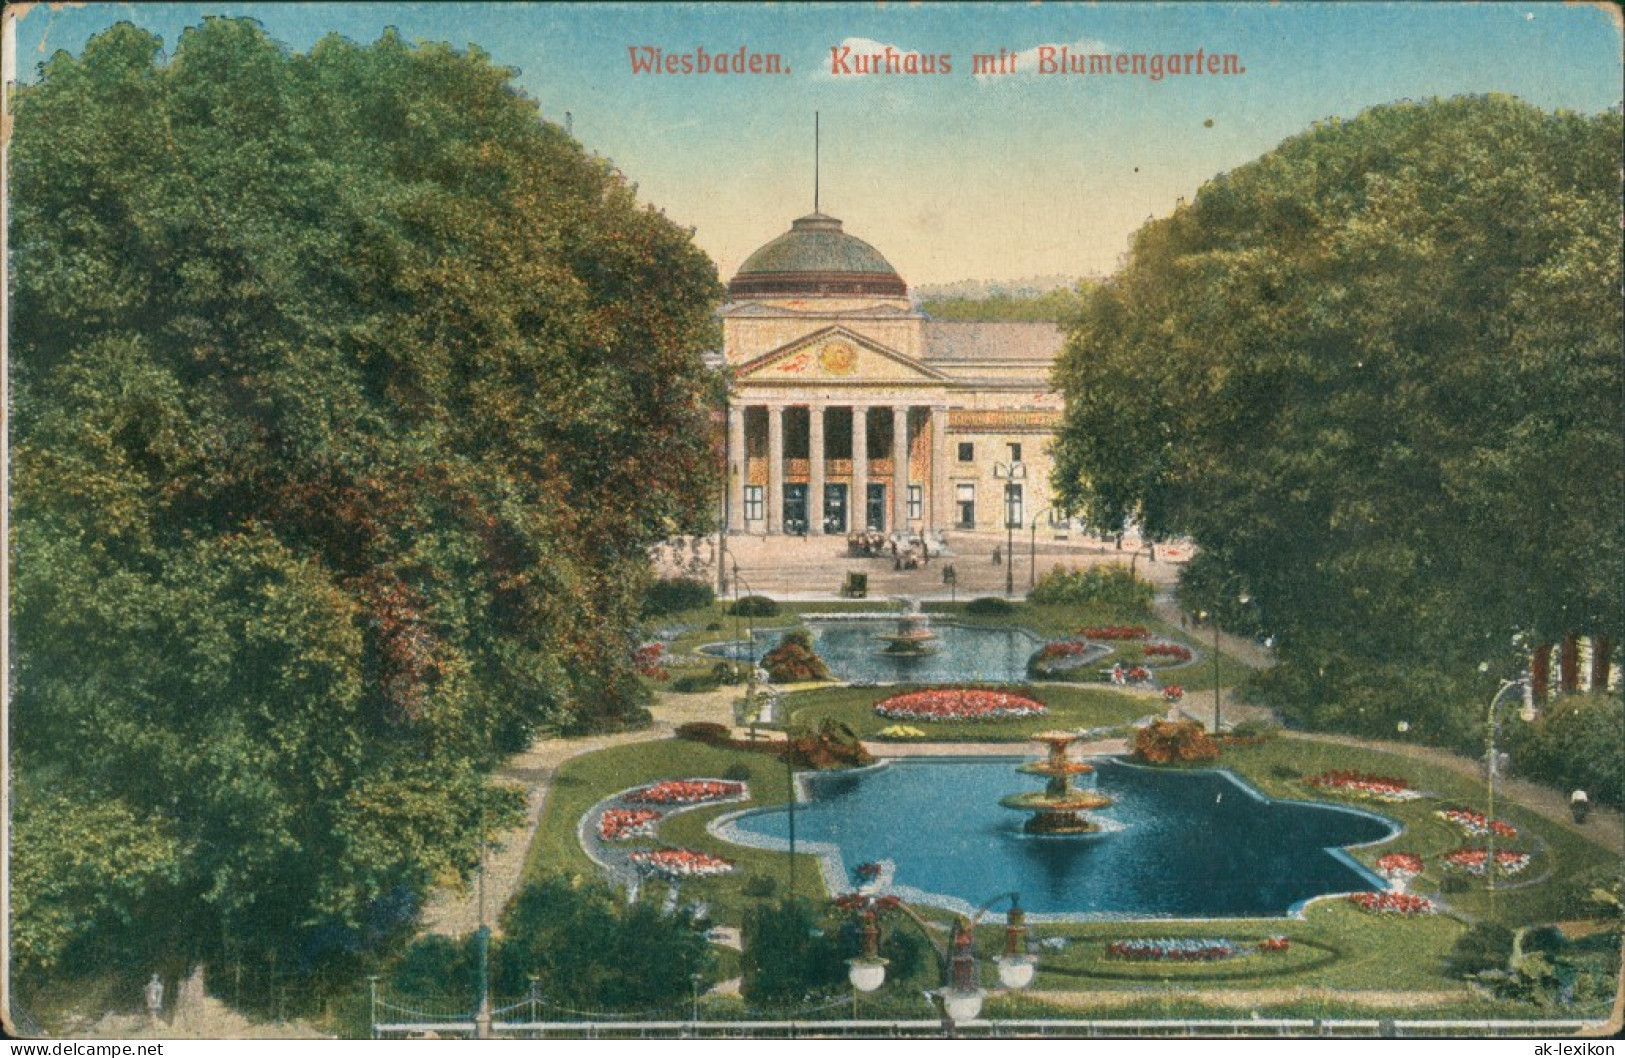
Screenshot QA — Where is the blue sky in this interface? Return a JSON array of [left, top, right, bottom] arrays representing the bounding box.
[[12, 2, 1622, 284]]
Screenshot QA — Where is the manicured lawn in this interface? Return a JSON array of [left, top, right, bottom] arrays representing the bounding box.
[[519, 721, 1619, 1016], [782, 683, 1157, 741], [525, 739, 828, 922], [1209, 735, 1620, 927]]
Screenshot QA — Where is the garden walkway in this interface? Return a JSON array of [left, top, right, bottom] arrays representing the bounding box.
[[418, 687, 740, 938], [1284, 732, 1623, 856]]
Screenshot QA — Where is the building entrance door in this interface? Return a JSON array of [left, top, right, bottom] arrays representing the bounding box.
[[866, 484, 887, 532], [823, 484, 848, 534], [783, 483, 808, 535]]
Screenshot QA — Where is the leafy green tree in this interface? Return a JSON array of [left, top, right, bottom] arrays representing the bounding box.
[[1052, 96, 1623, 745], [494, 875, 713, 1010], [740, 898, 846, 1004], [12, 18, 722, 989]]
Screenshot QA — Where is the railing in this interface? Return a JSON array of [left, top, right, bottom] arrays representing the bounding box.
[[373, 1012, 1600, 1039]]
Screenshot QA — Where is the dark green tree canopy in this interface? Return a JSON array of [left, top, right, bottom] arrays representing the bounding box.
[[12, 18, 723, 981], [1052, 96, 1622, 741]]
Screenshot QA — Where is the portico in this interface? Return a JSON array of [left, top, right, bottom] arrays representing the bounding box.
[[719, 210, 1065, 537]]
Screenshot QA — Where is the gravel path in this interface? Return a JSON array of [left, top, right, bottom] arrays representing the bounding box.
[[417, 688, 739, 937]]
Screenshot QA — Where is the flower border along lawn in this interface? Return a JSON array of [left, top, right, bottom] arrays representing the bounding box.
[[525, 739, 829, 921], [525, 727, 1618, 1009], [784, 683, 1153, 741]]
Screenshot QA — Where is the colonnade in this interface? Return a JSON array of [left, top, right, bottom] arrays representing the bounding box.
[[727, 402, 950, 535]]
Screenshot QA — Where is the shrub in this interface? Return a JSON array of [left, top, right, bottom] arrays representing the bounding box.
[[742, 874, 779, 899], [644, 576, 716, 616], [1230, 718, 1279, 740], [783, 719, 873, 770], [1030, 564, 1154, 612], [1132, 720, 1219, 764], [762, 633, 830, 683], [722, 762, 754, 782], [675, 721, 731, 745], [965, 596, 1016, 617], [1508, 692, 1624, 808], [670, 671, 722, 694], [729, 595, 781, 617], [741, 898, 847, 1003], [1446, 921, 1515, 977], [497, 874, 713, 1008]]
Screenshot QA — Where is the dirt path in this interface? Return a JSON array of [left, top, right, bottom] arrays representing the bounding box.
[[417, 688, 740, 937]]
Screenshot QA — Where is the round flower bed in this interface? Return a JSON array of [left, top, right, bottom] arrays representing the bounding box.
[[1107, 938, 1241, 962], [1078, 625, 1149, 641], [1436, 807, 1517, 838], [625, 779, 747, 806], [1375, 852, 1424, 882], [874, 689, 1047, 722], [1348, 892, 1436, 916], [1304, 770, 1422, 803], [599, 808, 662, 841], [1161, 685, 1185, 702], [1442, 847, 1531, 876], [628, 847, 735, 879]]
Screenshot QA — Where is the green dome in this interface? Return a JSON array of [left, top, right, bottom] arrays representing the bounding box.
[[729, 213, 906, 298]]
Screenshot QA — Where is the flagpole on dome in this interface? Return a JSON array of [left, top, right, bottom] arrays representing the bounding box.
[[814, 111, 820, 213]]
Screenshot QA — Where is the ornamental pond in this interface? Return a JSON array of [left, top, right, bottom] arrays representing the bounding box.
[[707, 618, 1050, 684], [716, 757, 1398, 919]]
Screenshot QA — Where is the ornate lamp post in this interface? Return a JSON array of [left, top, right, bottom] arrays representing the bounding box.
[[1196, 594, 1249, 735], [843, 890, 1035, 1030], [994, 462, 1025, 597], [1485, 676, 1527, 921]]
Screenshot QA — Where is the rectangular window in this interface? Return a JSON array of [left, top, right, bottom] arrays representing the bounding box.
[[956, 483, 976, 529], [907, 484, 923, 520], [957, 442, 975, 462], [1008, 442, 1023, 463], [744, 485, 764, 522], [1005, 483, 1024, 528]]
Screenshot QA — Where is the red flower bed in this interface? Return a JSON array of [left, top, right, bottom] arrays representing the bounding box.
[[628, 847, 735, 879], [625, 779, 747, 806], [1144, 643, 1194, 661], [1125, 665, 1152, 682], [1376, 853, 1424, 878], [1348, 892, 1436, 916], [1037, 640, 1093, 662], [1442, 847, 1531, 876], [598, 808, 662, 841], [874, 689, 1047, 722], [1078, 625, 1149, 641], [1257, 936, 1290, 954], [1304, 770, 1421, 802], [1162, 685, 1185, 702], [1436, 808, 1517, 838]]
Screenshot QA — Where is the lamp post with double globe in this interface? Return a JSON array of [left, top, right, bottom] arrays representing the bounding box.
[[993, 461, 1025, 597], [844, 890, 1035, 1032]]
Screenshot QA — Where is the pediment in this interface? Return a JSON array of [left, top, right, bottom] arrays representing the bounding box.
[[736, 326, 949, 384]]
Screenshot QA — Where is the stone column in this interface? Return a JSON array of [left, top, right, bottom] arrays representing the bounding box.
[[727, 404, 746, 533], [852, 405, 869, 532], [930, 406, 949, 532], [891, 404, 909, 533], [767, 404, 784, 535], [807, 404, 825, 534]]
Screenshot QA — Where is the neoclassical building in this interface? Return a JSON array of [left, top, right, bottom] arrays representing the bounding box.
[[722, 210, 1067, 537]]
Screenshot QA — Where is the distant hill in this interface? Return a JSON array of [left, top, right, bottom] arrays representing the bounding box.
[[916, 277, 1097, 322]]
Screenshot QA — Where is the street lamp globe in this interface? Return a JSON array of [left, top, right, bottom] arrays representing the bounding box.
[[995, 954, 1036, 990], [847, 957, 888, 993], [941, 986, 985, 1023]]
